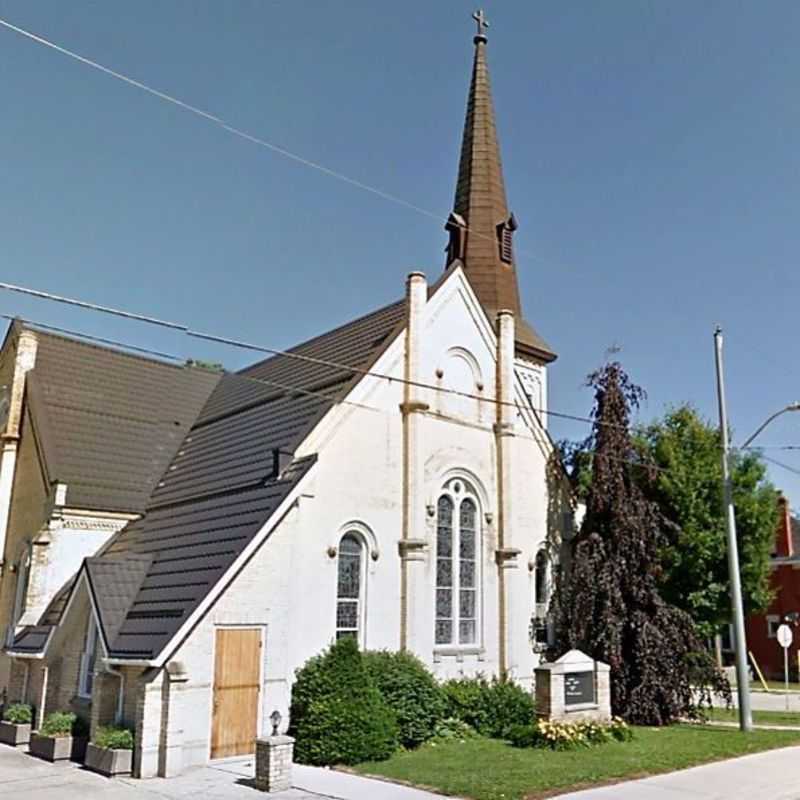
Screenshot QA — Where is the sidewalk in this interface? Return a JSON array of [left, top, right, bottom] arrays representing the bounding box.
[[3, 741, 799, 800], [557, 745, 800, 799], [0, 745, 452, 800]]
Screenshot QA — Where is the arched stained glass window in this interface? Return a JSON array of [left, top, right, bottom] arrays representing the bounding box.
[[435, 479, 481, 646], [435, 496, 454, 646], [459, 499, 477, 644], [336, 533, 364, 641]]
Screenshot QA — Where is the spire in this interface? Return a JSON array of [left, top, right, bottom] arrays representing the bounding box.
[[446, 11, 556, 362]]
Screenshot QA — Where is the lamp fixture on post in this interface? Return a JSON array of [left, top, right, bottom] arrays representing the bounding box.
[[270, 709, 282, 737]]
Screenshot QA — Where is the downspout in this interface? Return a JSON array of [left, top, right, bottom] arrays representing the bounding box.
[[36, 665, 48, 729], [20, 660, 30, 704], [105, 664, 125, 724]]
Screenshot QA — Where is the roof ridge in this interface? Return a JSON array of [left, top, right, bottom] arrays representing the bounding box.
[[240, 297, 404, 375], [19, 321, 213, 375]]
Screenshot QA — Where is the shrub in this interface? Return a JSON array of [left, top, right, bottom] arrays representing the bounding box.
[[443, 676, 535, 738], [2, 703, 32, 724], [362, 650, 447, 748], [39, 711, 88, 738], [94, 726, 134, 750], [507, 718, 633, 751], [290, 637, 398, 765], [432, 717, 477, 742]]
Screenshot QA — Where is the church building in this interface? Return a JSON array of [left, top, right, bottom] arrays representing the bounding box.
[[3, 16, 573, 777]]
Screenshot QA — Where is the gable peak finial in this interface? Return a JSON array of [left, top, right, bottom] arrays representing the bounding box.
[[472, 9, 489, 43]]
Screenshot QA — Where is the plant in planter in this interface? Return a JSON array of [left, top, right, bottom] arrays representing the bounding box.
[[84, 726, 134, 777], [29, 711, 89, 762], [0, 703, 33, 747]]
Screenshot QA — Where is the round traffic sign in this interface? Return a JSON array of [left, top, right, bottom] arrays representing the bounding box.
[[777, 624, 793, 649]]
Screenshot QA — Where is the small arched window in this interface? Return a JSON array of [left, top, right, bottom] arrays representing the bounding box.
[[435, 478, 481, 647], [534, 550, 548, 606], [533, 549, 550, 646], [336, 533, 365, 642]]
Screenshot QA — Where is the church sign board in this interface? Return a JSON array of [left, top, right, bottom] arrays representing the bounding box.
[[564, 670, 595, 706], [535, 650, 610, 723]]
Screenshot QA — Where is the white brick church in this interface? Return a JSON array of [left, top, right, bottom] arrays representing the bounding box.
[[1, 16, 573, 777]]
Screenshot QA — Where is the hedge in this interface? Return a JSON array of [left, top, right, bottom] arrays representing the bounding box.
[[290, 637, 397, 765], [442, 676, 535, 738], [362, 650, 447, 748]]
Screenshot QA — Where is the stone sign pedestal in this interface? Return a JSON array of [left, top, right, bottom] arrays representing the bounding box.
[[255, 735, 295, 793], [535, 649, 611, 723]]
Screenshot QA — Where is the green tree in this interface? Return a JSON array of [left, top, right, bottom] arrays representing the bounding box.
[[636, 405, 778, 637], [553, 363, 727, 725]]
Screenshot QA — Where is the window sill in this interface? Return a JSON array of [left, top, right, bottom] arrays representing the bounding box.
[[564, 702, 598, 712], [433, 646, 484, 662]]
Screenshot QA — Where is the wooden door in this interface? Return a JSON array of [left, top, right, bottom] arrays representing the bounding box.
[[211, 627, 262, 759]]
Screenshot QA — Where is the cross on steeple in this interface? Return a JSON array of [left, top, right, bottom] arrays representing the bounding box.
[[472, 9, 489, 42]]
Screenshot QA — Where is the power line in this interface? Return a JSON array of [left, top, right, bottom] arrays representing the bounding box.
[[759, 454, 800, 479], [743, 445, 800, 451], [7, 282, 799, 478], [0, 16, 557, 270], [4, 313, 376, 414], [1, 280, 623, 429], [9, 311, 689, 482]]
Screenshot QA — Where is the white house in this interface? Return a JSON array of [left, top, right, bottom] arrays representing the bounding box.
[[3, 19, 574, 777]]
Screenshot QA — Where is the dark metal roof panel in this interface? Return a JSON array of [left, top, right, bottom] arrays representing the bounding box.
[[23, 325, 221, 513], [24, 297, 406, 662], [196, 300, 404, 424], [85, 555, 153, 645], [9, 625, 52, 653], [101, 459, 315, 659]]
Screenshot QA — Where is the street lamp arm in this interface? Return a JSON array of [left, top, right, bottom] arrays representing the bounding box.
[[740, 403, 800, 451]]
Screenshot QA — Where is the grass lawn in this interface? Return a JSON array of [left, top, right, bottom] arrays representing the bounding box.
[[707, 707, 800, 727], [354, 726, 800, 800], [751, 680, 800, 693]]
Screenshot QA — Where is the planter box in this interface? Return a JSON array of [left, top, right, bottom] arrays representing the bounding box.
[[0, 720, 31, 747], [29, 733, 87, 762], [84, 742, 132, 777]]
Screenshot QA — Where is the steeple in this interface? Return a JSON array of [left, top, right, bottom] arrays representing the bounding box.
[[446, 11, 556, 362]]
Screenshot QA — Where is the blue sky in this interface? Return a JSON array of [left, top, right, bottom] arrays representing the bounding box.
[[1, 1, 798, 502]]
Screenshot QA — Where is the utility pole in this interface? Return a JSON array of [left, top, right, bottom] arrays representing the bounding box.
[[713, 327, 753, 732]]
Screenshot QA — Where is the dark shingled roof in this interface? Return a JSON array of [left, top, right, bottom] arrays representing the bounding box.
[[18, 323, 222, 513], [85, 555, 153, 647], [12, 300, 407, 661], [8, 625, 52, 654]]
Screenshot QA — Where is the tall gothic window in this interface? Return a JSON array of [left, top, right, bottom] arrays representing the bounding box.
[[435, 479, 480, 646], [5, 548, 31, 648], [336, 533, 364, 642], [78, 615, 99, 698]]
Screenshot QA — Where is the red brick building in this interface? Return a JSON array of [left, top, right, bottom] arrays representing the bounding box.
[[745, 496, 800, 680]]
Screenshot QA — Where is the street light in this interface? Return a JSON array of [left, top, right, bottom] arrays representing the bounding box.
[[714, 331, 800, 733], [740, 403, 800, 450], [713, 328, 752, 732]]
